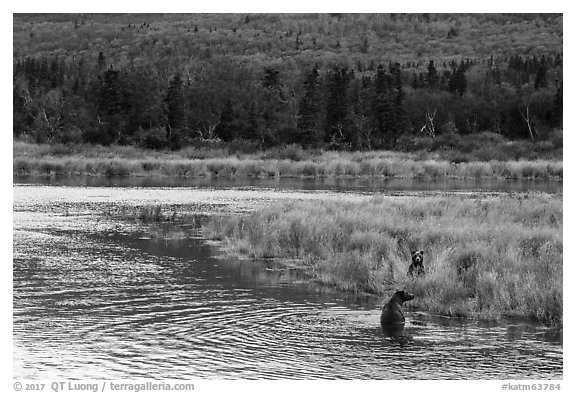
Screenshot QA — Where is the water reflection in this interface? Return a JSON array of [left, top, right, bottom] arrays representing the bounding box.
[[14, 174, 563, 194]]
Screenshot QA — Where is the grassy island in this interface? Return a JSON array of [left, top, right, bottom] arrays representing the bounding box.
[[202, 193, 562, 326]]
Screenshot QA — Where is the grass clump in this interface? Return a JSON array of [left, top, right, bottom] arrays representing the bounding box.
[[202, 193, 562, 326]]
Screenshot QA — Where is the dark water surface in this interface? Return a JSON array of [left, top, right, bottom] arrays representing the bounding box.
[[14, 174, 563, 194], [13, 178, 562, 379]]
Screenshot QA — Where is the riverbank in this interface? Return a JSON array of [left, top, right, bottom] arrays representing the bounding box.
[[201, 193, 562, 326], [14, 141, 563, 180]]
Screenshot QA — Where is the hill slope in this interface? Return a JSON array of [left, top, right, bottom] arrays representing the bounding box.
[[13, 14, 563, 151]]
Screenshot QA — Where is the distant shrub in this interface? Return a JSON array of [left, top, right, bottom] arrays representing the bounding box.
[[534, 141, 556, 154], [182, 138, 227, 155], [396, 134, 418, 151], [14, 158, 31, 174], [40, 161, 65, 174], [228, 139, 260, 155], [103, 160, 131, 177], [81, 126, 117, 146], [449, 153, 470, 163], [49, 143, 77, 156], [441, 121, 459, 135], [167, 128, 184, 151], [301, 162, 318, 176], [141, 161, 161, 172], [472, 132, 505, 145], [57, 126, 83, 145], [262, 144, 308, 161], [137, 127, 167, 150], [548, 129, 563, 149]]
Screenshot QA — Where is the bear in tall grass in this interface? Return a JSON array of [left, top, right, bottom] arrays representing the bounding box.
[[380, 290, 415, 326], [407, 250, 424, 277]]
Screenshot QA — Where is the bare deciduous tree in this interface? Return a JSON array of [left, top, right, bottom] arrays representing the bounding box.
[[195, 119, 221, 141], [519, 105, 535, 140], [420, 108, 437, 137]]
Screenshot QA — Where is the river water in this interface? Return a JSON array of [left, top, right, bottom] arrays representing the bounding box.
[[13, 177, 563, 379]]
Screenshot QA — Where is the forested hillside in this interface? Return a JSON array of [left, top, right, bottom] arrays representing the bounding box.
[[13, 13, 563, 151]]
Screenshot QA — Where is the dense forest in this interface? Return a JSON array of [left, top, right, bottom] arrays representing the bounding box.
[[13, 13, 563, 151]]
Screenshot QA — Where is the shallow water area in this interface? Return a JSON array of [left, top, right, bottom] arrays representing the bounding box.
[[13, 177, 562, 379]]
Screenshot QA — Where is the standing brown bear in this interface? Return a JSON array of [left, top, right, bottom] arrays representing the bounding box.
[[380, 290, 415, 326]]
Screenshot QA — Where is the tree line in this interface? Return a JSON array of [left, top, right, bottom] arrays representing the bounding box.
[[13, 51, 562, 150]]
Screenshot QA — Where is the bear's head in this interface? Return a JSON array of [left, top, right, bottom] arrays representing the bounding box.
[[411, 250, 424, 266], [394, 290, 415, 303]]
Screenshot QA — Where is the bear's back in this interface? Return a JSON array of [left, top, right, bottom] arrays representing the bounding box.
[[380, 298, 405, 325]]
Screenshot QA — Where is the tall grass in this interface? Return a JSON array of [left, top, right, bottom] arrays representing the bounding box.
[[14, 141, 563, 180], [202, 193, 562, 325]]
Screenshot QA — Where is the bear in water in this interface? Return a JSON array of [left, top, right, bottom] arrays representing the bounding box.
[[407, 250, 424, 277], [380, 290, 415, 326]]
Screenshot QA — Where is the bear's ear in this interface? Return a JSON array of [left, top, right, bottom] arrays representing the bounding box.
[[411, 250, 416, 255], [419, 250, 424, 255]]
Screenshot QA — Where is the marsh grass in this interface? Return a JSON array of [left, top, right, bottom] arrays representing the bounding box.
[[14, 141, 562, 180], [112, 204, 201, 240], [202, 193, 562, 325]]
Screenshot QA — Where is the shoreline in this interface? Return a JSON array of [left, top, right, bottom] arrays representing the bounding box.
[[14, 142, 563, 181]]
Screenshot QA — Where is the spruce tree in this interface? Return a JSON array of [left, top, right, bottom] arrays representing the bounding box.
[[448, 62, 467, 96], [260, 67, 293, 144], [262, 67, 280, 89], [387, 62, 405, 146], [325, 66, 352, 148], [97, 51, 107, 71], [418, 73, 425, 89], [94, 66, 127, 144], [373, 65, 395, 148], [297, 66, 323, 146], [553, 81, 562, 128], [214, 100, 236, 141], [165, 73, 185, 132], [534, 57, 548, 90], [243, 104, 261, 142], [360, 35, 369, 53], [426, 60, 438, 88], [411, 73, 420, 89], [355, 76, 375, 149], [392, 85, 407, 142]]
